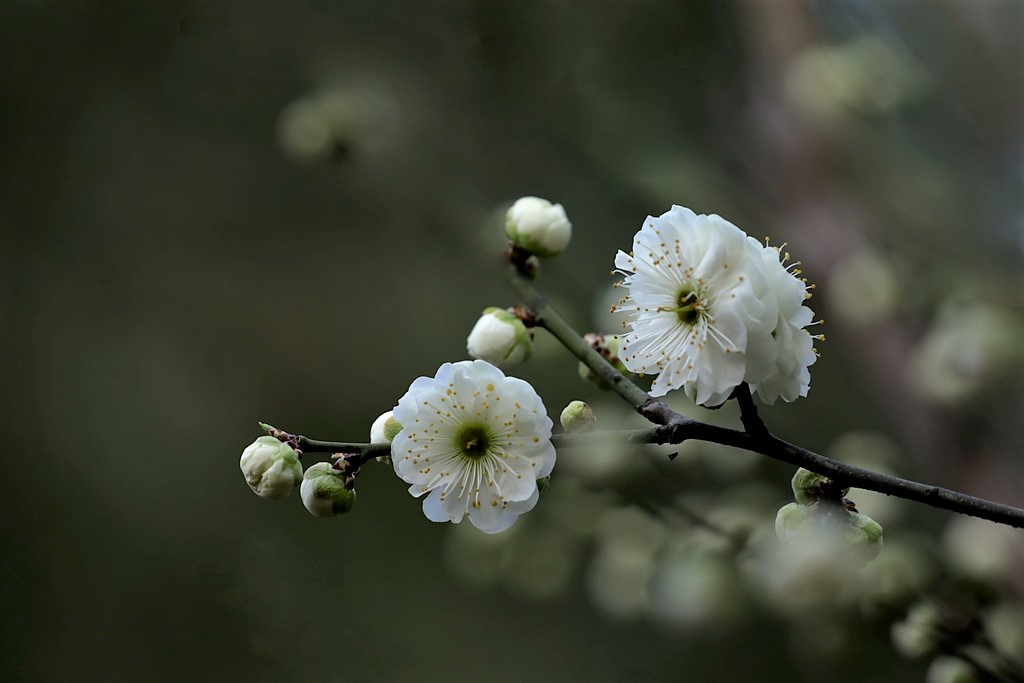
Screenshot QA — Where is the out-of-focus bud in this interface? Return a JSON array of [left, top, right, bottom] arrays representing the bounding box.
[[560, 400, 596, 433], [828, 249, 902, 325], [910, 300, 1024, 405], [300, 463, 357, 517], [505, 196, 572, 257], [943, 515, 1023, 583], [240, 436, 303, 499], [791, 467, 848, 505], [578, 334, 629, 390], [843, 512, 884, 565], [776, 501, 883, 566], [984, 602, 1024, 662], [466, 307, 534, 369], [774, 502, 813, 543], [892, 600, 944, 658], [926, 657, 980, 683]]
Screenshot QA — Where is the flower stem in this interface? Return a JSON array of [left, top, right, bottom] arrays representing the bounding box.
[[505, 264, 652, 410]]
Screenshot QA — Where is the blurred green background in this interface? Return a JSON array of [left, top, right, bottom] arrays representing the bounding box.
[[3, 1, 1022, 681]]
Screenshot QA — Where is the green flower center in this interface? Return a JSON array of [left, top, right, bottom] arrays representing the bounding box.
[[455, 424, 492, 460], [674, 288, 705, 326]]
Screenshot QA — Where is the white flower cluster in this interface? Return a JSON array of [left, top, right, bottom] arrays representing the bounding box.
[[612, 205, 819, 406], [390, 360, 556, 533]]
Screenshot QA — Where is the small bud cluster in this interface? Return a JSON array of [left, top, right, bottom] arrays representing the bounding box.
[[240, 428, 360, 518], [578, 333, 630, 390], [775, 468, 883, 566]]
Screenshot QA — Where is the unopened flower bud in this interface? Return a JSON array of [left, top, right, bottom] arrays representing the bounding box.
[[521, 254, 541, 279], [774, 502, 812, 543], [467, 307, 533, 369], [370, 410, 402, 464], [370, 410, 403, 443], [560, 400, 596, 433], [791, 467, 849, 505], [926, 657, 980, 683], [536, 476, 550, 492], [578, 334, 630, 390], [892, 600, 944, 658], [843, 512, 884, 564], [300, 462, 357, 517], [240, 436, 303, 499], [505, 196, 572, 257]]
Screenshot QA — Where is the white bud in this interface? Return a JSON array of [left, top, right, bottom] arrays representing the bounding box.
[[560, 400, 596, 433], [505, 196, 572, 257], [300, 463, 357, 517], [240, 436, 302, 499], [370, 410, 402, 464], [466, 307, 533, 369], [370, 410, 403, 443]]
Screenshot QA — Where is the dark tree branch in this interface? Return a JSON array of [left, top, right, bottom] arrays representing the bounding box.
[[504, 264, 1024, 530]]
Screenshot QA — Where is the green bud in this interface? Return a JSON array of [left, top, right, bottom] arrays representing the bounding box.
[[774, 502, 812, 543], [843, 512, 884, 564], [791, 467, 849, 505], [560, 400, 596, 433], [300, 463, 357, 517], [240, 436, 303, 499], [536, 476, 550, 492]]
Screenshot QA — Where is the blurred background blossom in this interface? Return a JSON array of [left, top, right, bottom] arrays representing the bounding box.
[[2, 1, 1022, 681]]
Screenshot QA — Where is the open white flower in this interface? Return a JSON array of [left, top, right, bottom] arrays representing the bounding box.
[[391, 360, 555, 533], [612, 206, 776, 405]]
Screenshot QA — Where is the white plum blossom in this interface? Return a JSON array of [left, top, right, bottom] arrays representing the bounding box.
[[505, 196, 572, 257], [391, 360, 556, 533], [611, 206, 777, 405], [240, 436, 303, 499], [612, 206, 819, 406], [466, 307, 533, 369]]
